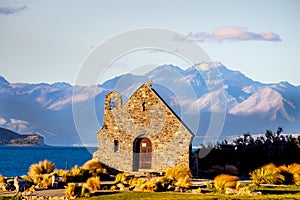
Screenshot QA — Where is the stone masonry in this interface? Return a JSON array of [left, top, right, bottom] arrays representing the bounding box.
[[93, 81, 194, 172]]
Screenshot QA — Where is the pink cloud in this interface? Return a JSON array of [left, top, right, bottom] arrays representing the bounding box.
[[0, 5, 27, 15], [174, 27, 282, 42]]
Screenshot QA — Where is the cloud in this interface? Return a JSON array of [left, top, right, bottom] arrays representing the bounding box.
[[0, 5, 27, 15], [173, 27, 282, 42]]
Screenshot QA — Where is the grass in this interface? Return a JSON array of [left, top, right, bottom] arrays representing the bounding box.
[[77, 190, 300, 200], [1, 185, 300, 199], [75, 185, 300, 200]]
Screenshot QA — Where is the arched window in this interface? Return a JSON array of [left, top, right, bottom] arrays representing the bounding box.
[[142, 102, 146, 112], [114, 140, 119, 152], [109, 98, 117, 110]]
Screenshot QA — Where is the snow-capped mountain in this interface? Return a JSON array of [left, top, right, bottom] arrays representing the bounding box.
[[0, 62, 299, 146]]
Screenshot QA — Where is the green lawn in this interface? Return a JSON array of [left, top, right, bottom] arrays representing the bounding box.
[[82, 186, 300, 200]]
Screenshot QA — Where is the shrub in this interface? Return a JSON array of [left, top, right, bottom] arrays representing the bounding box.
[[249, 163, 284, 185], [279, 163, 300, 185], [86, 177, 100, 191], [224, 165, 239, 175], [115, 173, 127, 184], [28, 160, 55, 177], [211, 165, 224, 175], [214, 174, 240, 192], [165, 166, 191, 182]]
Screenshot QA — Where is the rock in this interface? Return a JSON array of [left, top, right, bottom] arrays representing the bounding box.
[[225, 188, 236, 195], [116, 183, 125, 189]]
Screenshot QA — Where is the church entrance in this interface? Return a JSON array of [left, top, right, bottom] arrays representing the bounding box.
[[133, 137, 152, 171]]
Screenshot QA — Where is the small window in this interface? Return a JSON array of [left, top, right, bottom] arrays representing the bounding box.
[[142, 102, 146, 112], [114, 140, 119, 152], [110, 99, 117, 110]]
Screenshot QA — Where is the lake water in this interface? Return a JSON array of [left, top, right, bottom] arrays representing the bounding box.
[[0, 146, 97, 177]]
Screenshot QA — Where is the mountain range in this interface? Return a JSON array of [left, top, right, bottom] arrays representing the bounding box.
[[0, 62, 299, 146]]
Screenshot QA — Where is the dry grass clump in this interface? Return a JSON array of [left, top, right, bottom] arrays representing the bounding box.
[[54, 169, 68, 183], [279, 163, 300, 185], [0, 175, 4, 183], [175, 175, 191, 189], [65, 183, 90, 199], [86, 176, 100, 191], [214, 174, 240, 192], [70, 165, 82, 177], [115, 173, 127, 184], [139, 180, 158, 192], [249, 163, 284, 185], [165, 166, 191, 182], [28, 160, 55, 177], [82, 159, 107, 176]]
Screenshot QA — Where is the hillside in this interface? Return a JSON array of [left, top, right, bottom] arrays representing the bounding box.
[[0, 62, 299, 146], [0, 127, 45, 146]]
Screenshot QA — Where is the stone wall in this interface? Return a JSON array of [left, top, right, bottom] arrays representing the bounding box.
[[93, 82, 194, 172]]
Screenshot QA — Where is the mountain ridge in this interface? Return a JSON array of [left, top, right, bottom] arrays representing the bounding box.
[[0, 62, 299, 146]]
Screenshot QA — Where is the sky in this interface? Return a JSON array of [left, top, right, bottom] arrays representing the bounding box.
[[0, 0, 300, 86]]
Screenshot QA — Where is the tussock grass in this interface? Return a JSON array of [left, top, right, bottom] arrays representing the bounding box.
[[28, 160, 55, 177], [249, 163, 284, 185], [86, 176, 101, 191], [214, 174, 240, 192], [165, 166, 191, 182]]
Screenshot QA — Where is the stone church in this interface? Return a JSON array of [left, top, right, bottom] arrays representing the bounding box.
[[93, 81, 194, 172]]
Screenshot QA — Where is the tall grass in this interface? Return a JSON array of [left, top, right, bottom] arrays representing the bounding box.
[[279, 163, 300, 185], [28, 160, 55, 177], [249, 163, 284, 185]]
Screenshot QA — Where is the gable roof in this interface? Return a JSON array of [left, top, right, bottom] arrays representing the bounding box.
[[107, 82, 194, 137]]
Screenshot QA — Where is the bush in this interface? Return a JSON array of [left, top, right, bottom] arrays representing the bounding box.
[[249, 163, 284, 185], [214, 174, 240, 192], [28, 160, 55, 177], [224, 165, 239, 175], [86, 177, 100, 191], [165, 166, 191, 182], [279, 163, 300, 185]]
